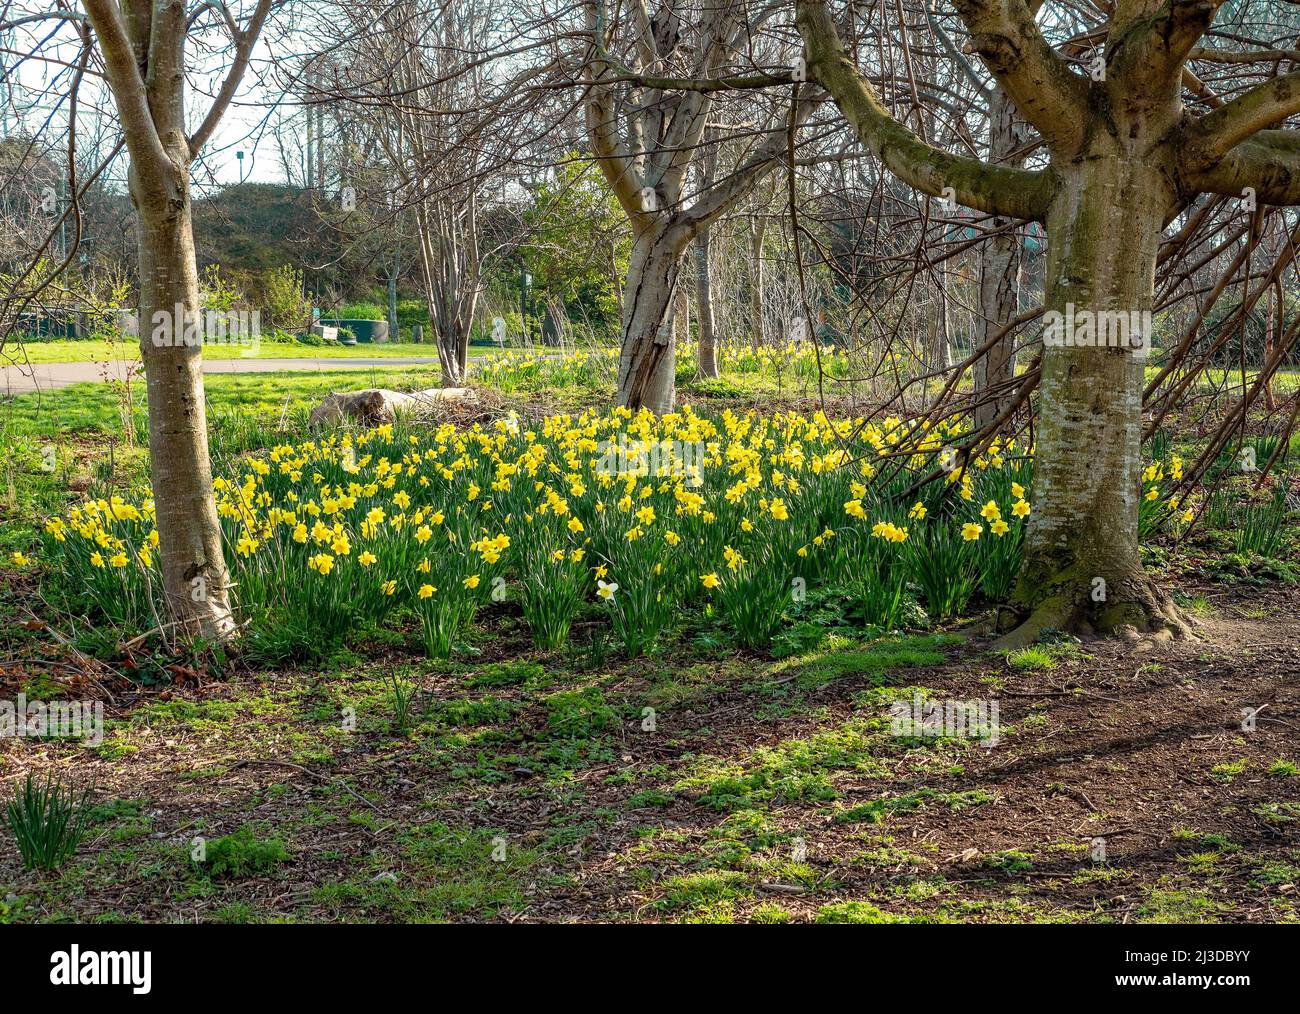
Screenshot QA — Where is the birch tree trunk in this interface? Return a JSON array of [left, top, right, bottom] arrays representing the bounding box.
[[585, 0, 812, 414], [132, 156, 237, 640], [616, 224, 687, 414], [82, 0, 270, 642]]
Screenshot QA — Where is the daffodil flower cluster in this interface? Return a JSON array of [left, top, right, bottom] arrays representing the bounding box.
[[34, 405, 1192, 655]]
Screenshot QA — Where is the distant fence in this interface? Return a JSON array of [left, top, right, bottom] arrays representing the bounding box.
[[8, 310, 136, 340]]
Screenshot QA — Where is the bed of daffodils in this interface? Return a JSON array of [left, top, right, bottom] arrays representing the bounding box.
[[475, 347, 620, 392], [36, 405, 1074, 658]]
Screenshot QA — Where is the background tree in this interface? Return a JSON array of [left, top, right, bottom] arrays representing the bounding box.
[[583, 0, 815, 412], [324, 0, 557, 383]]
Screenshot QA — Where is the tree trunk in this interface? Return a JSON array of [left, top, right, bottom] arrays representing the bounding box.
[[672, 281, 690, 346], [586, 0, 804, 413], [79, 0, 272, 647], [974, 89, 1023, 431], [1265, 276, 1281, 412], [415, 203, 476, 386], [609, 238, 623, 308], [1005, 157, 1186, 644], [617, 224, 686, 414], [132, 162, 237, 641], [749, 218, 765, 351], [973, 235, 1020, 428], [433, 314, 471, 387], [387, 264, 399, 345], [425, 277, 465, 387], [695, 230, 719, 379], [924, 270, 951, 370]]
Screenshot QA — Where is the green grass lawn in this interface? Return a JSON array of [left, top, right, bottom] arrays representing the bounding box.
[[10, 339, 1294, 400], [1192, 367, 1300, 394], [1, 340, 493, 365], [1, 367, 450, 438]]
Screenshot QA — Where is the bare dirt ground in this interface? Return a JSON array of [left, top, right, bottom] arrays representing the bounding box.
[[1, 576, 1297, 924]]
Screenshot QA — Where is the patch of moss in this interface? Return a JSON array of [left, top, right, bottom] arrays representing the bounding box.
[[467, 661, 550, 690], [436, 695, 517, 728], [815, 900, 910, 924], [198, 825, 290, 879], [544, 687, 616, 739], [984, 849, 1035, 874], [1210, 758, 1248, 783], [625, 789, 675, 809], [768, 634, 955, 691], [676, 718, 887, 812], [1135, 884, 1232, 924], [833, 788, 996, 824], [654, 870, 750, 913]]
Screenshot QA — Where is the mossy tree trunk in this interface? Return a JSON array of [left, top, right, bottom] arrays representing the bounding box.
[[1008, 156, 1186, 641]]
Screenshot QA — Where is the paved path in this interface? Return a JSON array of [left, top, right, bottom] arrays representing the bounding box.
[[0, 356, 446, 397]]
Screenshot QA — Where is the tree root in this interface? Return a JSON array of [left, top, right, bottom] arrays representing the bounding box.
[[993, 570, 1194, 651]]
